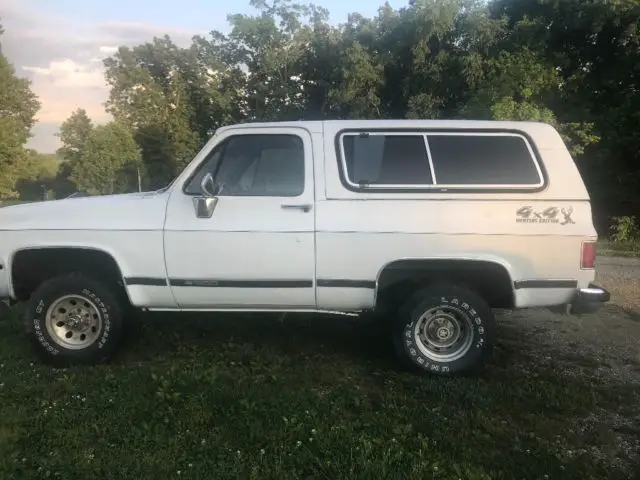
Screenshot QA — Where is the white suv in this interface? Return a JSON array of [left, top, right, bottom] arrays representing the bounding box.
[[0, 120, 610, 376]]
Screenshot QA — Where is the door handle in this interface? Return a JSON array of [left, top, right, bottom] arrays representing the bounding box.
[[281, 203, 312, 213]]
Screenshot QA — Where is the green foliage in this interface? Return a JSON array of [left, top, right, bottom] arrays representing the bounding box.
[[47, 109, 96, 197], [70, 122, 142, 195], [609, 216, 640, 244], [14, 151, 62, 201], [557, 122, 601, 159], [327, 41, 384, 118], [57, 109, 94, 169], [489, 0, 640, 227], [103, 38, 206, 189], [4, 0, 640, 226], [459, 47, 567, 132], [0, 23, 41, 199]]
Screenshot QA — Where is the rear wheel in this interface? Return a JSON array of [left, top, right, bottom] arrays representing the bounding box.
[[392, 283, 496, 376], [24, 273, 125, 367]]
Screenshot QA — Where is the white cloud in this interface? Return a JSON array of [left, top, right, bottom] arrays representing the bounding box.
[[24, 59, 106, 89], [99, 46, 119, 55], [1, 1, 206, 152], [21, 59, 111, 126]]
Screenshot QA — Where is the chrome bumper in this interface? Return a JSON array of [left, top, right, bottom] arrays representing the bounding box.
[[550, 284, 611, 315]]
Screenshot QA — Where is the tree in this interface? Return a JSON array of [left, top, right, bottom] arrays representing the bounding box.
[[15, 150, 61, 200], [53, 108, 95, 196], [0, 22, 41, 198], [219, 0, 325, 121], [326, 41, 384, 118], [488, 0, 640, 228], [6, 1, 637, 228], [57, 108, 94, 168], [103, 38, 206, 188], [70, 122, 142, 195]]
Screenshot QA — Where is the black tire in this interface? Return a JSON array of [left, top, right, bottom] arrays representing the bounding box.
[[24, 273, 125, 367], [392, 283, 496, 377]]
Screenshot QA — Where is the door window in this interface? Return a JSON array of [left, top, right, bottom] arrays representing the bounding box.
[[184, 134, 305, 197]]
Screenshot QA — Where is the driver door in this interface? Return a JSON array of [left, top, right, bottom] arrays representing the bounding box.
[[163, 127, 317, 309]]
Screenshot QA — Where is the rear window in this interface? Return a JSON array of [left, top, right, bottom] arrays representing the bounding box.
[[338, 131, 543, 189]]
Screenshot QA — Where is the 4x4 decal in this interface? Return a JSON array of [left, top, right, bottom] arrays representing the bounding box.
[[516, 206, 575, 225]]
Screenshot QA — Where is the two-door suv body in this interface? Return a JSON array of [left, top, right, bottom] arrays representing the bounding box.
[[0, 120, 610, 375]]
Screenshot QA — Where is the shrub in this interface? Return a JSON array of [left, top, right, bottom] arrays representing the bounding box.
[[609, 215, 640, 244]]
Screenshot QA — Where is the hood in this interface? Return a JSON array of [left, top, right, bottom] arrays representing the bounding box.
[[0, 191, 169, 231]]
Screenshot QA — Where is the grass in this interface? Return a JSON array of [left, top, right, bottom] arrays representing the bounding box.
[[0, 308, 638, 480], [597, 239, 640, 258], [0, 200, 34, 208]]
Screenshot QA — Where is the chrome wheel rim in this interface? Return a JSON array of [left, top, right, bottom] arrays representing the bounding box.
[[45, 294, 103, 350], [413, 305, 474, 362]]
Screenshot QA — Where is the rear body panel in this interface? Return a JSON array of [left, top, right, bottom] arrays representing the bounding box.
[[314, 120, 597, 311]]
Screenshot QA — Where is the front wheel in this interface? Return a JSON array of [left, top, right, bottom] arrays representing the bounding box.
[[24, 273, 125, 367], [392, 283, 496, 376]]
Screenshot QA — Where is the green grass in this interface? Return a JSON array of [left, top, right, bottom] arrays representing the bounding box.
[[0, 309, 638, 479], [0, 200, 29, 207], [0, 200, 38, 208], [597, 239, 640, 258]]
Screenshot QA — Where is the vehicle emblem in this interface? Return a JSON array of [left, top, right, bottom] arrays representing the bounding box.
[[516, 206, 533, 219], [560, 207, 575, 225], [542, 207, 559, 219], [516, 206, 574, 225]]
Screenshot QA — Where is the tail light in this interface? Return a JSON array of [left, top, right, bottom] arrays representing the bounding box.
[[581, 241, 597, 269]]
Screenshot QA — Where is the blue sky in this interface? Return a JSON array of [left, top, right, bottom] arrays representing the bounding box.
[[31, 0, 408, 34], [2, 0, 409, 152]]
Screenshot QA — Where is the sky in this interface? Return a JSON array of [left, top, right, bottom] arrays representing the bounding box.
[[2, 0, 409, 153]]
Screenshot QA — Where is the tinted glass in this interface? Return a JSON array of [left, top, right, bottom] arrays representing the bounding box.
[[428, 134, 541, 185], [342, 134, 433, 185], [185, 134, 305, 196], [184, 145, 224, 195]]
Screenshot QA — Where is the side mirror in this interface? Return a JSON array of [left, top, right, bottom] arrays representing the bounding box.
[[201, 172, 217, 197], [193, 172, 218, 219]]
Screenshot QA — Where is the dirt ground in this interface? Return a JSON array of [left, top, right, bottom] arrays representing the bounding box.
[[499, 255, 640, 471], [502, 255, 640, 385]]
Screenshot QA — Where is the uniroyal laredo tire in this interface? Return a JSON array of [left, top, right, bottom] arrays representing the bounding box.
[[392, 283, 496, 377], [24, 273, 125, 367]]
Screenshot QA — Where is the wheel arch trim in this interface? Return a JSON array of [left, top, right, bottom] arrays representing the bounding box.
[[373, 255, 516, 305], [7, 243, 134, 302]]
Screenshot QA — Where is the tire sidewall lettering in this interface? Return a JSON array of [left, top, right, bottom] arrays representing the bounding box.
[[32, 288, 112, 354], [35, 299, 45, 315], [80, 288, 111, 349], [32, 318, 59, 355], [403, 295, 487, 372]]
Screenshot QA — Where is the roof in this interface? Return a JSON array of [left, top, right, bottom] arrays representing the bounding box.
[[217, 119, 556, 135]]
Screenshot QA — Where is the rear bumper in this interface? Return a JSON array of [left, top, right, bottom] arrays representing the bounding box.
[[550, 284, 611, 315], [569, 284, 611, 314]]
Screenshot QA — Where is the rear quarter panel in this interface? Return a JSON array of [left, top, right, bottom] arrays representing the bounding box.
[[315, 121, 597, 311]]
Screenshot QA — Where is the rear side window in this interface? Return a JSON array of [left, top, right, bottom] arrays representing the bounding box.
[[427, 134, 541, 186], [342, 134, 433, 185], [338, 131, 543, 190]]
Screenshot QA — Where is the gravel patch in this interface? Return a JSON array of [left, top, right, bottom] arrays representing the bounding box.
[[501, 255, 640, 385], [498, 255, 640, 473]]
